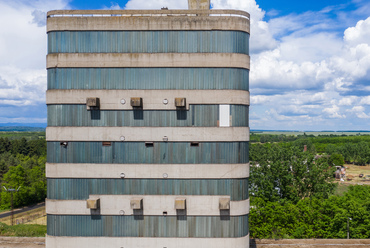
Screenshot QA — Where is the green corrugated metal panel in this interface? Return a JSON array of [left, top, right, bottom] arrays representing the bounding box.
[[47, 142, 249, 164], [48, 31, 249, 54], [230, 105, 249, 127], [47, 68, 249, 90], [47, 178, 248, 200], [47, 105, 249, 127], [47, 215, 248, 237]]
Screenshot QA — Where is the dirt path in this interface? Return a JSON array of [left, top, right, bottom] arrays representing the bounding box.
[[0, 237, 44, 248]]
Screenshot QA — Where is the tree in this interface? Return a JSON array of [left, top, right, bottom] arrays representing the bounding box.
[[249, 144, 336, 203], [328, 153, 344, 166]]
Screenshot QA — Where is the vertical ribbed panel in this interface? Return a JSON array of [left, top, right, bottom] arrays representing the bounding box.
[[47, 215, 248, 237], [48, 31, 249, 54], [230, 105, 249, 127], [47, 178, 248, 200], [47, 105, 249, 127], [47, 142, 249, 164], [47, 68, 249, 90]]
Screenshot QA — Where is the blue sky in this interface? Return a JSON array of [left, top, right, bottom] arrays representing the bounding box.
[[0, 0, 369, 131]]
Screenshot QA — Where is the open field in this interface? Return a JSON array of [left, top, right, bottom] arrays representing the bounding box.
[[0, 132, 45, 140], [340, 164, 370, 185], [252, 131, 370, 136]]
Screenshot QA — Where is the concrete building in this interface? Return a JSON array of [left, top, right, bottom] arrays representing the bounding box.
[[45, 1, 250, 247]]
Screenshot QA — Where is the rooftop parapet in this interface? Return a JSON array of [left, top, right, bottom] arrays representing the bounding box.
[[47, 9, 249, 19], [47, 9, 250, 33]]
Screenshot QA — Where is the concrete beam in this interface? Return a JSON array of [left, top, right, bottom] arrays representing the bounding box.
[[46, 126, 250, 142], [46, 90, 250, 110], [46, 196, 249, 216], [47, 10, 249, 33], [46, 53, 250, 70], [46, 163, 249, 179], [46, 235, 250, 248]]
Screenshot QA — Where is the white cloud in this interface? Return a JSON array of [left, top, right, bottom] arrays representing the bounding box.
[[0, 0, 70, 124], [360, 96, 370, 105], [338, 96, 358, 106], [323, 105, 346, 119], [344, 17, 370, 46]]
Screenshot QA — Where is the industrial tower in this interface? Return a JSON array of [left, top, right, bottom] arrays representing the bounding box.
[[46, 1, 250, 247]]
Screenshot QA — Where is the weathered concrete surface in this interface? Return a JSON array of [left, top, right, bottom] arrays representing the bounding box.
[[46, 163, 250, 179], [46, 196, 249, 216], [46, 53, 250, 69], [46, 126, 250, 142], [46, 90, 250, 110], [46, 235, 250, 248], [47, 10, 249, 33]]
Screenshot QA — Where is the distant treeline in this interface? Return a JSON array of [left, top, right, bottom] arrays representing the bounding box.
[[251, 133, 370, 165]]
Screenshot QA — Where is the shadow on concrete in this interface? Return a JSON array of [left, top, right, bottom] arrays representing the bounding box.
[[250, 239, 257, 248]]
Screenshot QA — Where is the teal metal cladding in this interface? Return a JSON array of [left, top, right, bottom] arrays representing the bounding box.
[[47, 105, 249, 127], [47, 215, 249, 237], [47, 142, 249, 164], [47, 68, 249, 90], [48, 31, 249, 54], [47, 178, 248, 201]]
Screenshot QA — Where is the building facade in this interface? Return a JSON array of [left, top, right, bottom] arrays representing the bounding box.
[[46, 3, 250, 248]]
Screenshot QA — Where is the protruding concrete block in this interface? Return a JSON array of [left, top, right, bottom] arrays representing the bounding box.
[[175, 198, 186, 210], [130, 97, 143, 107], [86, 97, 100, 110], [175, 98, 186, 108], [188, 0, 210, 10], [86, 198, 100, 209], [219, 198, 230, 210], [130, 198, 143, 209]]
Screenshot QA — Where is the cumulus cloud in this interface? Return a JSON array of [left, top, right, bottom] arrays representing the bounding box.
[[0, 0, 70, 123], [344, 17, 370, 46]]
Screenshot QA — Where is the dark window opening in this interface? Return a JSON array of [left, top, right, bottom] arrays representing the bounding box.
[[145, 142, 154, 147]]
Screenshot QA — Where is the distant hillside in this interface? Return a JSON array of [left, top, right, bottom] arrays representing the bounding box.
[[0, 126, 45, 132]]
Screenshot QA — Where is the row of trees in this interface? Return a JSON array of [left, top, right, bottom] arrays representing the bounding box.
[[250, 186, 370, 239]]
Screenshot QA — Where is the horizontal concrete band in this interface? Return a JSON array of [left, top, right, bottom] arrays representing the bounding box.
[[46, 90, 250, 110], [46, 163, 249, 179], [46, 235, 249, 248], [46, 53, 250, 70], [46, 196, 249, 216], [46, 127, 250, 142], [47, 10, 249, 33], [47, 9, 250, 18]]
